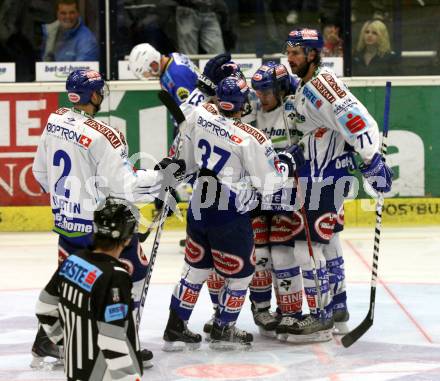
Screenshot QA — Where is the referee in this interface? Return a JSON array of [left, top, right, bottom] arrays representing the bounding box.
[[35, 197, 144, 380]]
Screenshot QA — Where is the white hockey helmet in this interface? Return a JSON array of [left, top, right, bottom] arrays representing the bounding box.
[[128, 43, 162, 79]]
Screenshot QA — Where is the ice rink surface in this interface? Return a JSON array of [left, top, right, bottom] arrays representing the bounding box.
[[1, 227, 440, 381]]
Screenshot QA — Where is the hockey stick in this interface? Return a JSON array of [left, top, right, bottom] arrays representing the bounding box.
[[274, 68, 325, 320], [136, 90, 186, 325], [138, 211, 161, 242], [341, 81, 392, 348]]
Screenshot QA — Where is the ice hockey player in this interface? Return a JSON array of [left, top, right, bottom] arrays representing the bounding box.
[[35, 197, 143, 380], [31, 69, 185, 367], [239, 61, 304, 338], [282, 28, 393, 342], [161, 75, 305, 351], [129, 42, 199, 107]]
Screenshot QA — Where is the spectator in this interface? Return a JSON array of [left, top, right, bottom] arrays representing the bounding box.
[[352, 19, 398, 76], [174, 0, 225, 54], [41, 0, 99, 62], [321, 20, 343, 57]]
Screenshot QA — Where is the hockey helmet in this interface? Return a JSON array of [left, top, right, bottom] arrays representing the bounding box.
[[93, 197, 139, 241], [66, 70, 107, 104], [285, 28, 324, 51], [216, 76, 250, 112], [251, 61, 290, 95], [129, 43, 161, 79]]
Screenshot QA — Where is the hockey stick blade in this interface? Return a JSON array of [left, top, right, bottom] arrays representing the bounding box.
[[341, 310, 373, 347], [158, 90, 186, 124]]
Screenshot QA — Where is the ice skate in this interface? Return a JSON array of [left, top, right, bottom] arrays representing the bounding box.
[[162, 309, 201, 352], [285, 314, 334, 343], [251, 305, 278, 338], [203, 313, 215, 341], [141, 348, 153, 369], [209, 322, 253, 350], [275, 315, 300, 342], [333, 309, 350, 335], [30, 326, 63, 369]]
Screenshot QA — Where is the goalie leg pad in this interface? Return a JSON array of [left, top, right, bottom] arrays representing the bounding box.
[[170, 263, 211, 321]]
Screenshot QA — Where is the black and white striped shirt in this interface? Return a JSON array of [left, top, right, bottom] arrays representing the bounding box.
[[36, 250, 142, 381]]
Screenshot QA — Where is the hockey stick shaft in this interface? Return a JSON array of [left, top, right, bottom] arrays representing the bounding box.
[[136, 90, 185, 325], [341, 81, 391, 347], [274, 68, 325, 319]]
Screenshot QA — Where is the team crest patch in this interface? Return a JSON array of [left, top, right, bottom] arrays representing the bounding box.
[[212, 250, 244, 275]]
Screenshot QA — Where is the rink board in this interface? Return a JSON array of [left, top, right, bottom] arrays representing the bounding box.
[[0, 197, 439, 232]]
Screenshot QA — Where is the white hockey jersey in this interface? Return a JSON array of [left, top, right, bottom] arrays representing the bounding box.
[[294, 67, 380, 178], [178, 102, 288, 212], [244, 90, 298, 151], [32, 107, 161, 236]]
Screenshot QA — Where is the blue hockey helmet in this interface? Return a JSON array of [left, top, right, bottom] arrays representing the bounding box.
[[251, 61, 290, 95], [66, 70, 107, 104], [285, 28, 324, 51], [216, 76, 250, 112]]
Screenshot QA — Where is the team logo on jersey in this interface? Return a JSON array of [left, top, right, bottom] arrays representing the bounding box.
[[212, 249, 244, 275], [269, 214, 301, 243], [185, 237, 205, 263], [68, 93, 81, 103], [176, 87, 190, 102], [314, 213, 337, 241]]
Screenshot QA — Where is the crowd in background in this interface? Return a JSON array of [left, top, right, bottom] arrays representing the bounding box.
[[1, 0, 439, 81]]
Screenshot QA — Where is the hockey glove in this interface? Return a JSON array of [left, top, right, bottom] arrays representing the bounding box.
[[359, 152, 393, 193], [197, 53, 233, 96], [154, 157, 186, 188], [277, 144, 305, 177]]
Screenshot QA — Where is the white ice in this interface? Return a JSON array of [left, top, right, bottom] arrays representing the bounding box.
[[1, 227, 440, 381]]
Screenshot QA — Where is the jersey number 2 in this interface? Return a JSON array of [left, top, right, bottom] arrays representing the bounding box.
[[198, 139, 230, 174], [53, 149, 72, 198]]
